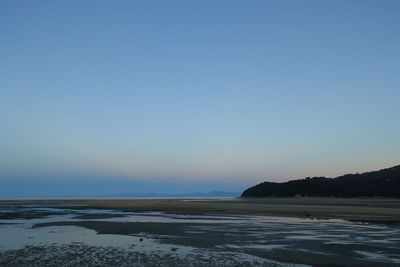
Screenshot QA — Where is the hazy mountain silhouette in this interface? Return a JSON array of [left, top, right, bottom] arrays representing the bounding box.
[[102, 191, 240, 198], [241, 165, 400, 198]]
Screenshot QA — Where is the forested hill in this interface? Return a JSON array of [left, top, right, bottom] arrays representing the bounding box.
[[241, 165, 400, 198]]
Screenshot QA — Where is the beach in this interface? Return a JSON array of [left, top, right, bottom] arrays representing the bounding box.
[[0, 198, 399, 266], [1, 197, 400, 222]]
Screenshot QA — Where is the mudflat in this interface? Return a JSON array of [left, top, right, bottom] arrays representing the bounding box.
[[1, 197, 399, 222], [1, 198, 400, 266]]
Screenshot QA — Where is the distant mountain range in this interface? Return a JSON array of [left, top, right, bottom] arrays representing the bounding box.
[[241, 165, 400, 198], [101, 191, 240, 198]]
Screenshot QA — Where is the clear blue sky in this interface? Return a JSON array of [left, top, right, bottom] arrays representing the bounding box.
[[0, 0, 399, 197]]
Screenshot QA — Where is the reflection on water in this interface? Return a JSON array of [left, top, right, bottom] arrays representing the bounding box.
[[0, 225, 145, 251], [0, 205, 399, 266]]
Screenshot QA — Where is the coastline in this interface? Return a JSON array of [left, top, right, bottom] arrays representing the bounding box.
[[1, 197, 400, 222]]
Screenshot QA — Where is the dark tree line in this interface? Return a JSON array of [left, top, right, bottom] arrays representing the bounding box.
[[241, 165, 400, 198]]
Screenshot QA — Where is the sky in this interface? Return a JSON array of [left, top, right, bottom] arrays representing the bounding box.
[[0, 0, 399, 197]]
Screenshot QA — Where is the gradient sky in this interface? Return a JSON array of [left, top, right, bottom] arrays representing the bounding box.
[[1, 0, 399, 197]]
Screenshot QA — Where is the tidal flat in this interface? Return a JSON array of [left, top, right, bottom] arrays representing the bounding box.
[[0, 198, 399, 266]]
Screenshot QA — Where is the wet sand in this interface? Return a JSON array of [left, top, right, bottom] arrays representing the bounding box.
[[1, 197, 399, 222], [1, 200, 400, 266]]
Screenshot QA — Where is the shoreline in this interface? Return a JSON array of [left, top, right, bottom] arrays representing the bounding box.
[[1, 197, 400, 222]]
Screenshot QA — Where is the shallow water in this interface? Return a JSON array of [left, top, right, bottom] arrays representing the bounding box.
[[0, 205, 399, 266]]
